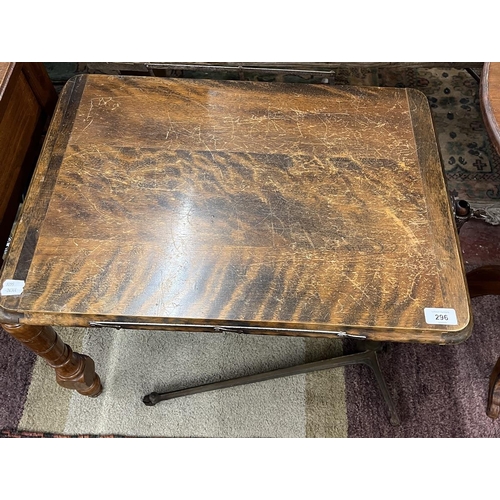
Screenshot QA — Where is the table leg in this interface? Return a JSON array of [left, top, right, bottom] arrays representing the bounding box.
[[1, 323, 102, 397], [143, 339, 400, 426], [487, 357, 500, 419], [466, 265, 500, 419]]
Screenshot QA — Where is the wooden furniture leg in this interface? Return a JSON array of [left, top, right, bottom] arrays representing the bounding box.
[[1, 323, 102, 397], [488, 357, 500, 419], [466, 265, 500, 419]]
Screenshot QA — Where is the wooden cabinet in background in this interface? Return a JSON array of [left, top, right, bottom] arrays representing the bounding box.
[[0, 62, 57, 264]]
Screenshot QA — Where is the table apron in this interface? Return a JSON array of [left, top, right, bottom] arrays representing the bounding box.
[[88, 321, 366, 339]]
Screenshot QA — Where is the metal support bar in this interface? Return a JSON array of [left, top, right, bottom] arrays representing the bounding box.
[[144, 63, 335, 83], [465, 68, 481, 84], [143, 341, 400, 426]]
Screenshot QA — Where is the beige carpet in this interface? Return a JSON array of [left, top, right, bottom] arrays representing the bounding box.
[[18, 327, 346, 437], [4, 294, 500, 437]]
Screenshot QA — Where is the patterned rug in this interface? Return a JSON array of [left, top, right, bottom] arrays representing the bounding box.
[[44, 63, 500, 210], [334, 66, 500, 208], [1, 290, 499, 438], [1, 65, 499, 437]]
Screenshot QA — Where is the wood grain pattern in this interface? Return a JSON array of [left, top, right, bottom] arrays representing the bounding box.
[[21, 62, 58, 112], [0, 62, 17, 102], [0, 63, 24, 124], [466, 265, 500, 418], [0, 71, 40, 220], [1, 323, 101, 396], [0, 63, 57, 264], [467, 265, 500, 297], [475, 64, 500, 418], [480, 62, 500, 155], [487, 357, 500, 419], [0, 75, 471, 343], [0, 62, 9, 84]]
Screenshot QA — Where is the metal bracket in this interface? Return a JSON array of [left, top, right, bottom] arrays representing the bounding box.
[[450, 195, 499, 232], [142, 339, 399, 425], [89, 320, 365, 339], [452, 198, 472, 233], [144, 63, 335, 83]]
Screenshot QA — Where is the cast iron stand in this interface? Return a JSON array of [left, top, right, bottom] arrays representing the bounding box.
[[143, 339, 401, 426]]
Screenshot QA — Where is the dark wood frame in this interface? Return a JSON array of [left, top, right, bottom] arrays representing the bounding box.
[[466, 266, 500, 419], [468, 61, 500, 419], [0, 62, 57, 265], [479, 62, 500, 156]]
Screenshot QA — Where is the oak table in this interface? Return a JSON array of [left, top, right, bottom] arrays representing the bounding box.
[[467, 62, 500, 419], [0, 75, 472, 424]]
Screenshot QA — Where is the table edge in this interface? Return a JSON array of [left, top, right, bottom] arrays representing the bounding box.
[[480, 62, 500, 155], [0, 77, 472, 344]]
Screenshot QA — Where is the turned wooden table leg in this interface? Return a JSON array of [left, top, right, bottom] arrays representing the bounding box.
[[1, 323, 102, 397], [466, 265, 500, 419]]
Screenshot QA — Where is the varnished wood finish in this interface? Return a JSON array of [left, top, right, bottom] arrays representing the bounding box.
[[0, 75, 470, 345], [475, 64, 500, 419], [466, 266, 500, 297], [0, 62, 11, 84], [0, 68, 40, 223], [0, 322, 101, 396], [0, 62, 57, 263], [21, 63, 58, 112], [0, 63, 18, 102], [487, 358, 500, 419], [466, 265, 500, 419], [480, 63, 500, 156]]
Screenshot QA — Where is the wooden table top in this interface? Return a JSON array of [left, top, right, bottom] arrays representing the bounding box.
[[481, 62, 500, 154], [0, 75, 471, 343], [0, 63, 11, 88], [0, 63, 14, 88]]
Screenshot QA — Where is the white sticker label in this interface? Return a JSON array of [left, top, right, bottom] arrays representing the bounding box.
[[1, 279, 25, 296], [424, 308, 458, 325]]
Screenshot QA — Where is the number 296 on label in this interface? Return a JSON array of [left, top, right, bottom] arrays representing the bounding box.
[[424, 308, 458, 326]]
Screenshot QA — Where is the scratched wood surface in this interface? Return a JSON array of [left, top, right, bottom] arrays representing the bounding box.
[[0, 75, 471, 343]]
